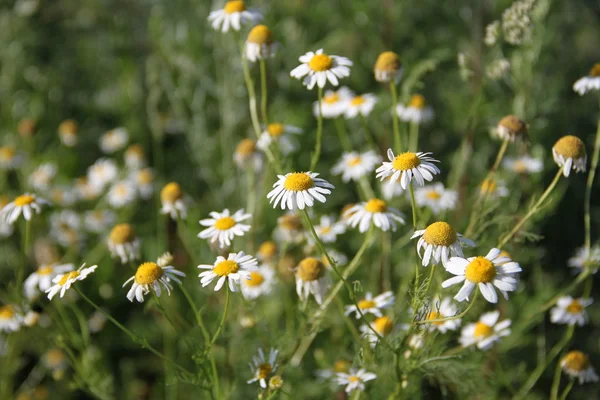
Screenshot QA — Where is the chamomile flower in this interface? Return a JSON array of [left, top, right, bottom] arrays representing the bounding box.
[[493, 115, 528, 142], [123, 258, 186, 303], [295, 257, 330, 304], [459, 311, 511, 350], [290, 49, 353, 90], [553, 135, 587, 177], [257, 241, 278, 263], [414, 183, 458, 213], [198, 252, 258, 292], [83, 210, 116, 234], [245, 24, 277, 62], [100, 127, 128, 154], [28, 163, 57, 191], [550, 296, 593, 326], [49, 185, 77, 208], [24, 263, 74, 299], [360, 316, 395, 348], [247, 348, 278, 389], [331, 151, 381, 182], [344, 198, 405, 233], [335, 368, 377, 393], [49, 210, 82, 248], [74, 177, 102, 201], [316, 360, 351, 382], [208, 1, 262, 33], [257, 123, 302, 155], [568, 245, 600, 273], [421, 297, 461, 333], [345, 291, 395, 319], [374, 51, 403, 83], [503, 155, 543, 174], [274, 212, 305, 243], [313, 86, 353, 118], [0, 146, 23, 170], [241, 266, 275, 300], [345, 93, 378, 119], [561, 351, 599, 384], [1, 193, 49, 224], [132, 168, 154, 200], [43, 349, 68, 379], [479, 178, 509, 198], [58, 119, 78, 147], [573, 63, 600, 95], [234, 138, 263, 171], [160, 182, 187, 220], [309, 215, 346, 244], [107, 223, 141, 263], [107, 180, 137, 208], [267, 172, 334, 210], [396, 95, 434, 124], [0, 197, 13, 238], [124, 144, 146, 169], [87, 158, 118, 190], [46, 264, 98, 300], [442, 248, 522, 304], [376, 149, 440, 189], [198, 208, 252, 248], [0, 305, 24, 332], [411, 222, 475, 267]]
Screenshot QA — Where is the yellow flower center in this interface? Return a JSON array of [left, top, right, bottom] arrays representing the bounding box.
[[566, 300, 584, 314], [320, 226, 332, 234], [554, 135, 586, 159], [348, 376, 360, 383], [59, 119, 78, 135], [0, 146, 16, 160], [58, 271, 80, 286], [213, 260, 239, 277], [258, 241, 277, 259], [258, 363, 272, 379], [334, 360, 350, 373], [214, 217, 236, 230], [245, 271, 265, 287], [137, 169, 153, 184], [422, 221, 458, 246], [224, 0, 245, 14], [236, 139, 256, 155], [589, 63, 600, 77], [109, 224, 135, 244], [373, 316, 393, 336], [297, 257, 325, 281], [473, 322, 494, 338], [465, 257, 496, 283], [308, 54, 333, 72], [0, 305, 14, 319], [135, 262, 163, 285], [427, 311, 444, 326], [247, 24, 273, 45], [350, 96, 365, 106], [374, 51, 401, 72], [358, 299, 376, 309], [347, 156, 362, 166], [267, 123, 285, 137], [409, 94, 426, 109], [323, 93, 340, 104], [126, 144, 144, 157], [426, 190, 441, 200], [279, 214, 302, 231], [283, 172, 314, 191], [14, 194, 35, 206], [513, 160, 528, 173], [161, 182, 183, 203], [365, 198, 387, 213], [37, 265, 54, 275], [392, 152, 421, 171], [480, 178, 498, 195], [498, 115, 527, 135], [45, 349, 66, 367], [562, 351, 590, 372]]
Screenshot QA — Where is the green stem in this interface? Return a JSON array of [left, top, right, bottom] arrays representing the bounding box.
[[334, 117, 352, 152], [539, 270, 591, 313], [549, 352, 564, 400], [310, 87, 324, 171], [360, 114, 378, 150], [390, 81, 403, 153], [211, 288, 230, 345], [178, 284, 210, 343], [416, 288, 479, 325], [409, 183, 418, 229], [584, 115, 600, 254], [408, 122, 420, 152], [152, 292, 181, 334], [422, 264, 436, 296], [259, 59, 269, 126], [558, 379, 574, 400]]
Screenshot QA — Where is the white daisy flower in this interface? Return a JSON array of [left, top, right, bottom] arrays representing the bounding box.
[[267, 171, 334, 210], [396, 95, 434, 124], [344, 198, 405, 233], [28, 163, 57, 191], [479, 178, 509, 198], [568, 245, 600, 274], [160, 182, 187, 220], [459, 311, 511, 350], [503, 155, 543, 174], [49, 210, 82, 248], [58, 119, 78, 147], [552, 135, 587, 177], [0, 193, 50, 225], [316, 360, 351, 382], [46, 264, 98, 300], [381, 177, 405, 200], [234, 139, 263, 171], [107, 180, 137, 208], [0, 146, 23, 170], [247, 348, 278, 389], [208, 0, 262, 33], [0, 305, 24, 332], [373, 51, 403, 83], [310, 215, 346, 244], [411, 221, 475, 267], [257, 123, 303, 156], [331, 151, 381, 182], [123, 259, 186, 303], [493, 115, 528, 142], [345, 93, 378, 119], [414, 183, 458, 214], [550, 296, 593, 326], [290, 49, 353, 90], [198, 251, 258, 292], [573, 63, 600, 95], [100, 127, 128, 154], [198, 208, 252, 248], [442, 248, 522, 304], [132, 168, 154, 200], [83, 209, 116, 234], [345, 291, 395, 319], [376, 149, 440, 189], [124, 144, 146, 170], [273, 212, 305, 244], [87, 158, 119, 191], [295, 257, 330, 305], [241, 266, 276, 300], [49, 185, 77, 208], [360, 316, 395, 348], [561, 351, 599, 384], [335, 368, 377, 393], [24, 263, 74, 299], [107, 223, 141, 263], [420, 297, 461, 333], [74, 176, 102, 201], [245, 24, 277, 62], [313, 86, 353, 118]]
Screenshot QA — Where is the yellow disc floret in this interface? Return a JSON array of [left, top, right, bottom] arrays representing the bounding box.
[[247, 24, 273, 45], [297, 257, 325, 282], [245, 271, 265, 287], [37, 265, 54, 275], [358, 299, 376, 309], [373, 316, 393, 336], [498, 115, 527, 136], [409, 94, 426, 109], [348, 156, 362, 166], [309, 54, 333, 72], [109, 224, 135, 244], [267, 123, 285, 137], [323, 93, 340, 104], [392, 152, 421, 171], [554, 135, 586, 159], [279, 214, 302, 231], [374, 51, 402, 73], [426, 190, 441, 200], [423, 221, 458, 246], [465, 257, 497, 283], [0, 305, 14, 319], [58, 271, 80, 286], [236, 139, 256, 155], [161, 182, 183, 203], [350, 96, 366, 106], [58, 119, 78, 135], [480, 178, 498, 195], [334, 360, 350, 373], [365, 198, 387, 213], [257, 363, 272, 379], [0, 146, 16, 160], [214, 260, 239, 276], [14, 194, 35, 207], [214, 217, 236, 230], [283, 172, 314, 191], [224, 0, 245, 13], [473, 322, 493, 338], [427, 311, 444, 326], [566, 300, 584, 314], [135, 262, 163, 285], [562, 351, 590, 372], [258, 241, 277, 259], [589, 63, 600, 77]]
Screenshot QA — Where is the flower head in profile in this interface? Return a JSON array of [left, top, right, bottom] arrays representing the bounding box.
[[411, 222, 475, 267], [552, 135, 587, 177], [503, 155, 543, 174], [0, 145, 23, 170], [245, 24, 277, 62], [132, 168, 154, 200], [374, 51, 403, 83], [1, 193, 49, 225], [459, 310, 511, 350], [198, 208, 251, 248], [0, 304, 24, 332], [123, 255, 185, 303], [550, 296, 592, 326], [87, 158, 118, 191], [29, 163, 57, 191], [311, 215, 346, 243], [568, 245, 600, 274], [208, 1, 262, 33], [107, 180, 137, 208], [561, 351, 599, 384], [442, 248, 521, 303], [376, 149, 440, 189], [335, 368, 377, 393], [360, 316, 395, 348], [396, 94, 434, 124], [100, 127, 128, 154], [124, 144, 146, 170], [267, 172, 334, 210], [46, 264, 98, 300], [247, 348, 278, 388], [257, 241, 278, 264], [234, 138, 263, 171], [107, 223, 140, 263], [24, 263, 74, 299], [160, 182, 187, 219], [479, 178, 509, 199], [332, 151, 381, 183], [198, 251, 258, 292], [345, 291, 395, 319], [313, 87, 353, 118], [420, 297, 461, 333], [295, 257, 330, 304], [274, 212, 305, 244], [345, 93, 378, 119], [290, 49, 352, 90], [241, 266, 275, 300], [344, 198, 405, 233], [493, 115, 528, 142], [83, 209, 116, 234], [257, 123, 302, 156], [58, 119, 78, 147], [414, 183, 457, 214], [573, 63, 600, 95]]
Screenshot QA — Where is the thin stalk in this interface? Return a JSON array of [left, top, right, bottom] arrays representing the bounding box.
[[408, 122, 420, 152], [409, 183, 418, 229], [211, 288, 230, 345], [549, 355, 563, 400], [178, 284, 210, 343], [390, 81, 403, 153], [558, 379, 574, 400], [584, 115, 600, 253], [539, 270, 590, 313], [358, 177, 376, 200], [334, 117, 352, 152], [359, 114, 378, 150], [152, 292, 181, 334], [259, 59, 269, 125], [310, 87, 324, 171], [416, 288, 479, 324]]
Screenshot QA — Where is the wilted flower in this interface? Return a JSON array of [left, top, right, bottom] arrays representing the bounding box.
[[552, 135, 587, 177], [374, 51, 403, 83], [245, 24, 277, 62]]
